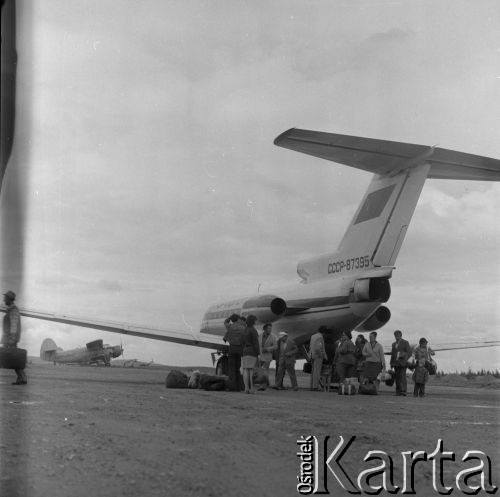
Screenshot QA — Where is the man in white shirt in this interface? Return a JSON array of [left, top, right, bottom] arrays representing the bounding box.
[[362, 331, 386, 390], [259, 323, 277, 388]]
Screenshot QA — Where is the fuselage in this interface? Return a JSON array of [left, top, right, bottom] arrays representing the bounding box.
[[200, 266, 392, 348], [52, 347, 98, 365], [42, 344, 122, 365]]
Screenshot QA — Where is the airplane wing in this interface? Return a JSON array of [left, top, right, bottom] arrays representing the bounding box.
[[9, 307, 227, 351], [429, 341, 500, 352], [274, 128, 500, 181], [383, 341, 500, 355]]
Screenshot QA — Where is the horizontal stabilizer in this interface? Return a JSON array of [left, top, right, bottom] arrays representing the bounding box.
[[274, 128, 500, 181]]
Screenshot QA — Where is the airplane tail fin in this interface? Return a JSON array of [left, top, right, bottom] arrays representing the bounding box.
[[40, 338, 58, 361], [275, 128, 500, 282]]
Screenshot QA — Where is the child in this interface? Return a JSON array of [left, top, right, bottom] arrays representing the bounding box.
[[412, 358, 429, 397]]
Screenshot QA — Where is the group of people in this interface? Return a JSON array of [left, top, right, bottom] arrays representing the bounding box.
[[223, 314, 300, 393], [309, 327, 434, 396], [309, 327, 386, 391], [224, 314, 435, 397], [387, 330, 434, 397]]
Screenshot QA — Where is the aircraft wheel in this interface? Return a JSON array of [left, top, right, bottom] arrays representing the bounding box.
[[215, 356, 228, 376], [215, 361, 223, 376]]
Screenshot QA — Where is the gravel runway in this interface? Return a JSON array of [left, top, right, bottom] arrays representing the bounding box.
[[1, 362, 499, 496]]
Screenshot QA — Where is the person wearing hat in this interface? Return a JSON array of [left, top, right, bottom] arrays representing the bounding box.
[[274, 331, 299, 391], [390, 330, 412, 396], [309, 326, 329, 391], [258, 323, 278, 389], [1, 290, 27, 385], [412, 337, 434, 397]]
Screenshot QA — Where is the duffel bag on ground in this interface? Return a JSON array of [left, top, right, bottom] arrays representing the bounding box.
[[0, 347, 27, 370], [338, 383, 357, 395], [252, 367, 268, 386], [199, 374, 228, 391], [165, 370, 189, 388], [358, 381, 378, 395]]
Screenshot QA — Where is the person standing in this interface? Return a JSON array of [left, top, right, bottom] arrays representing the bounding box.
[[274, 332, 299, 391], [324, 328, 337, 365], [390, 330, 412, 396], [412, 358, 429, 397], [354, 334, 367, 382], [259, 323, 277, 388], [414, 337, 435, 373], [223, 314, 245, 391], [241, 315, 260, 394], [309, 326, 328, 391], [334, 331, 356, 383], [362, 331, 386, 390], [1, 291, 27, 385]]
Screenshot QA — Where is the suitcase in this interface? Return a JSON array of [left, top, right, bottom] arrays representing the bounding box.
[[338, 383, 356, 395], [199, 374, 228, 391], [0, 347, 27, 370]]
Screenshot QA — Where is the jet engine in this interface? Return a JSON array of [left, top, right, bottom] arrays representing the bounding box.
[[355, 305, 391, 332], [241, 294, 287, 323], [352, 277, 391, 303]]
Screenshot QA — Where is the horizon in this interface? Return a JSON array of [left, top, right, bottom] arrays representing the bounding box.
[[27, 354, 500, 376]]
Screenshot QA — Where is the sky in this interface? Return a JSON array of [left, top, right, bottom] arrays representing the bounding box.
[[1, 0, 499, 372]]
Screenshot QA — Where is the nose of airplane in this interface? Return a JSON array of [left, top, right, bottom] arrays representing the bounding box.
[[113, 344, 123, 358]]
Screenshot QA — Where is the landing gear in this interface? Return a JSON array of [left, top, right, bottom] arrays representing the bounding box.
[[215, 355, 228, 376]]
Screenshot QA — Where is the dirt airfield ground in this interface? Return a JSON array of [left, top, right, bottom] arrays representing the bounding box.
[[1, 361, 499, 497]]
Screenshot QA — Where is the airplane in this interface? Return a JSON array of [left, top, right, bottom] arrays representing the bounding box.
[[116, 359, 154, 368], [40, 338, 123, 366], [3, 128, 500, 374]]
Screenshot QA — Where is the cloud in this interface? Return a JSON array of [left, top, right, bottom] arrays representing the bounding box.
[[3, 0, 499, 372]]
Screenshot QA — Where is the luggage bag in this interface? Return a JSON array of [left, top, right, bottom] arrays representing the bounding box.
[[338, 383, 357, 395], [0, 347, 27, 370], [358, 381, 378, 395], [165, 369, 189, 388]]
